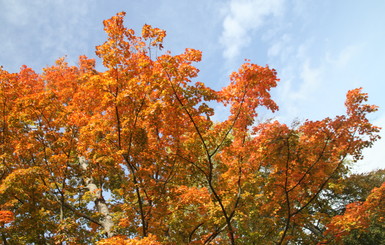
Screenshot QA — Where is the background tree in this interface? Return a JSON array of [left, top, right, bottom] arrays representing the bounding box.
[[280, 168, 385, 244], [319, 169, 385, 244], [0, 12, 381, 244]]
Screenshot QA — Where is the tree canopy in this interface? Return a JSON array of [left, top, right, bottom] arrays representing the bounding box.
[[0, 12, 382, 244]]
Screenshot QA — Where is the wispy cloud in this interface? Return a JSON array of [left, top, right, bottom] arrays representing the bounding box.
[[325, 44, 363, 69], [0, 0, 94, 71], [220, 0, 284, 62], [269, 31, 365, 120]]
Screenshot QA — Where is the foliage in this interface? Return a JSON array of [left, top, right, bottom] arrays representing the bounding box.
[[0, 12, 381, 244], [97, 234, 161, 245], [321, 174, 385, 244], [293, 169, 385, 244]]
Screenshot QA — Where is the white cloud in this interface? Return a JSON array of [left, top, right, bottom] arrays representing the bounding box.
[[220, 0, 284, 61], [267, 33, 291, 60], [325, 44, 363, 69], [273, 59, 324, 121], [293, 59, 322, 100], [0, 0, 94, 71], [272, 38, 366, 121], [272, 41, 324, 119], [1, 1, 30, 26]]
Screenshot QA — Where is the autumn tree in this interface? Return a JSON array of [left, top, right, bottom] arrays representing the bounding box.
[[320, 170, 385, 244], [0, 12, 381, 244]]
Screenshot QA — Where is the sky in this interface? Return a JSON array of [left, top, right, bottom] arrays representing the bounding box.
[[1, 0, 384, 173]]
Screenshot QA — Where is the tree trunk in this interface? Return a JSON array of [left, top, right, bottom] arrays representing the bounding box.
[[79, 156, 114, 237]]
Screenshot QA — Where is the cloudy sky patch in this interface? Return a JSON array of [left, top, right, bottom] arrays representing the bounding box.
[[220, 0, 284, 61]]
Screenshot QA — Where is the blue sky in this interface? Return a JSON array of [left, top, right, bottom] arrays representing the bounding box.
[[1, 0, 384, 173]]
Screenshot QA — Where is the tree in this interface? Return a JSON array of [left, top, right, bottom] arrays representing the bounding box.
[[320, 170, 385, 244], [282, 168, 385, 244], [327, 169, 385, 216], [0, 12, 381, 244]]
